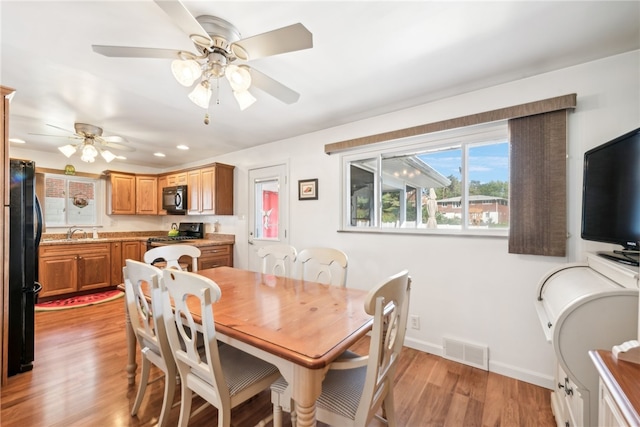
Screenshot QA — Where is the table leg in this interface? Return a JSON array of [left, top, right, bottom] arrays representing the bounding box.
[[123, 295, 137, 385], [292, 365, 324, 427]]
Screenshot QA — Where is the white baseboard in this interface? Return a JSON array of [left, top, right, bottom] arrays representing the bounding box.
[[403, 337, 554, 390]]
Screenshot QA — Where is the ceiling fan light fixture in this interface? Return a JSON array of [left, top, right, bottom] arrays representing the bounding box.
[[171, 59, 202, 87], [225, 64, 252, 92], [188, 81, 212, 109], [233, 89, 257, 111], [81, 143, 98, 163], [58, 144, 77, 158], [100, 149, 117, 163]]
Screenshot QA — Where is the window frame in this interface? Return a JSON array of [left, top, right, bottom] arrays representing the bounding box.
[[340, 121, 509, 237], [43, 173, 103, 228]]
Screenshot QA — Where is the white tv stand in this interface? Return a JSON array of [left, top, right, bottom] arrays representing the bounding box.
[[535, 253, 639, 427]]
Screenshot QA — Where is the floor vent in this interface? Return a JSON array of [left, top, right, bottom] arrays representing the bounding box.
[[442, 337, 489, 370]]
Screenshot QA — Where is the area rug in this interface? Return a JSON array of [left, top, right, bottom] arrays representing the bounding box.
[[35, 290, 124, 312]]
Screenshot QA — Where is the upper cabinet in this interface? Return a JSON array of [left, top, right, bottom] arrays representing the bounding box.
[[135, 175, 157, 215], [107, 172, 135, 215], [187, 163, 234, 215], [106, 171, 157, 215], [107, 162, 234, 216]]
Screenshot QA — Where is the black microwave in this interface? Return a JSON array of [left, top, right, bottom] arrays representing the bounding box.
[[162, 185, 188, 214]]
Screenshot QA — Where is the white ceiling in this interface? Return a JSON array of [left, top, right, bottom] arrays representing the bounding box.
[[2, 1, 638, 169]]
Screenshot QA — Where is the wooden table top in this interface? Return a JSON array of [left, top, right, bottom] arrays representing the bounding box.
[[155, 267, 373, 369]]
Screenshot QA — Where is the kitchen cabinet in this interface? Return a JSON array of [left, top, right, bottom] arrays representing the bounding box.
[[39, 242, 112, 299], [135, 175, 157, 215], [107, 172, 136, 215], [187, 163, 234, 215], [107, 172, 160, 216], [199, 244, 233, 269], [167, 172, 187, 186], [111, 240, 144, 285]]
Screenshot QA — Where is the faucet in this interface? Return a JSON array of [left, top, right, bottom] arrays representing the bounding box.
[[66, 226, 85, 240]]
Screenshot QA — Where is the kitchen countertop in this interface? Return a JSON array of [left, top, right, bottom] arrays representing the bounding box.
[[39, 233, 235, 246]]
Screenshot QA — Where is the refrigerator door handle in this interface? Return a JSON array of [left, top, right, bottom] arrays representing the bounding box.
[[34, 195, 42, 250]]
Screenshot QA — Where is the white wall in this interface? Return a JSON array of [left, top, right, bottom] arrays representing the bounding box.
[[10, 50, 639, 388]]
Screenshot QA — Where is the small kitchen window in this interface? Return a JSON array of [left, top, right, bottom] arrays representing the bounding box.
[[43, 173, 101, 227]]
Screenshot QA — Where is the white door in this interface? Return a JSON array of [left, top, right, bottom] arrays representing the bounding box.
[[248, 164, 289, 272]]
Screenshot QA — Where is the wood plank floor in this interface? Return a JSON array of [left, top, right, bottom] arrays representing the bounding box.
[[1, 297, 556, 426]]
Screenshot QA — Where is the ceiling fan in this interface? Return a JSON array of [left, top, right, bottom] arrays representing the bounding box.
[[31, 123, 135, 163], [92, 0, 313, 123]]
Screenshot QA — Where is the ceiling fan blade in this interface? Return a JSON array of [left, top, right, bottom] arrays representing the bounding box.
[[100, 135, 129, 144], [231, 23, 312, 61], [92, 45, 183, 59], [45, 124, 76, 134], [153, 0, 213, 48], [101, 141, 136, 152], [28, 133, 81, 139], [249, 68, 300, 104]]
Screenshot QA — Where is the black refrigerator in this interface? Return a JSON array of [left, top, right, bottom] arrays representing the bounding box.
[[8, 159, 42, 376]]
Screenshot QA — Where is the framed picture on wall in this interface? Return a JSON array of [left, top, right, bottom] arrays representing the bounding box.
[[298, 178, 318, 200]]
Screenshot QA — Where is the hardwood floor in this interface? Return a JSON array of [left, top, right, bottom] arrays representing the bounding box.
[[1, 297, 556, 426]]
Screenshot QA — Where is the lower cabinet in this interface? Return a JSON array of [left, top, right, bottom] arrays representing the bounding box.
[[39, 243, 112, 299], [199, 244, 233, 269], [111, 240, 144, 285]]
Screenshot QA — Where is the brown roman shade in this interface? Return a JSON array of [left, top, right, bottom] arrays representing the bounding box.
[[508, 110, 568, 256]]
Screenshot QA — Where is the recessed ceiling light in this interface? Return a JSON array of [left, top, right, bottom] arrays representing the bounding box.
[[154, 152, 166, 157], [177, 144, 189, 150], [9, 138, 26, 144], [115, 155, 127, 160]]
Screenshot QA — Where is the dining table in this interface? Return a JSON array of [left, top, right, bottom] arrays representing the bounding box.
[[121, 266, 373, 427]]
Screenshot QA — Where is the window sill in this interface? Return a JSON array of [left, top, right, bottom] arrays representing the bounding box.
[[337, 227, 509, 238]]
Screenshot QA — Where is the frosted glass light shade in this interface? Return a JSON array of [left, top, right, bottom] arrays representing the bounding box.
[[58, 144, 77, 158], [171, 59, 202, 87], [188, 82, 212, 109], [81, 144, 98, 163], [100, 150, 117, 163], [225, 64, 252, 92], [233, 90, 256, 111]]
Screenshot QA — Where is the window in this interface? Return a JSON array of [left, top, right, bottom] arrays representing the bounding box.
[[44, 174, 101, 227], [342, 123, 509, 234]]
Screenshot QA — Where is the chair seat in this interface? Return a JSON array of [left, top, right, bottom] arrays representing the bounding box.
[[219, 345, 279, 396], [190, 345, 278, 396], [316, 365, 366, 420]]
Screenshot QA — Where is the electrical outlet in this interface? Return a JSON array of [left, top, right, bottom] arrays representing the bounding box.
[[410, 315, 420, 330]]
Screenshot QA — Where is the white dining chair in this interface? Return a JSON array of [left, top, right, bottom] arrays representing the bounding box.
[[271, 270, 411, 427], [123, 259, 177, 427], [257, 244, 297, 277], [295, 247, 348, 287], [156, 268, 281, 427], [144, 244, 201, 272]]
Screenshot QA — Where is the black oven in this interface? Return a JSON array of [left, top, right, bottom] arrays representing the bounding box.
[[162, 185, 187, 214]]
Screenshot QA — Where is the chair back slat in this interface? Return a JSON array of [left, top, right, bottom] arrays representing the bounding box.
[[296, 247, 348, 287], [144, 244, 201, 271], [257, 244, 297, 277]]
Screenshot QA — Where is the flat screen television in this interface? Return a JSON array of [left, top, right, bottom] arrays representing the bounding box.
[[581, 126, 640, 266]]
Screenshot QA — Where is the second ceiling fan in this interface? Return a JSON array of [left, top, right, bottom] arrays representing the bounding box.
[[92, 0, 313, 121]]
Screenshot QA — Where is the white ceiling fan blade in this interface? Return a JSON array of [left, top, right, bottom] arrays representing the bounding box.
[[92, 45, 183, 59], [28, 133, 80, 139], [231, 23, 312, 61], [153, 0, 213, 48], [101, 141, 136, 152], [101, 135, 129, 144], [249, 68, 300, 104], [45, 124, 76, 134]]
